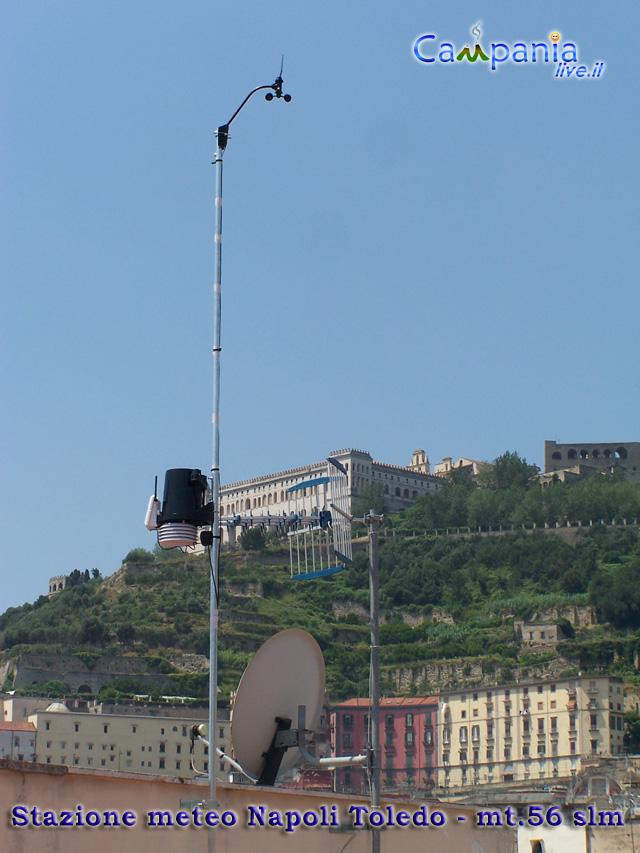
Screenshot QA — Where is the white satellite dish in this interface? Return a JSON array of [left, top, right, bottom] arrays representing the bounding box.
[[231, 628, 325, 781]]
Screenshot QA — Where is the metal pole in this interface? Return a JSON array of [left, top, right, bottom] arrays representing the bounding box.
[[206, 72, 289, 852], [367, 511, 383, 853], [207, 138, 224, 853]]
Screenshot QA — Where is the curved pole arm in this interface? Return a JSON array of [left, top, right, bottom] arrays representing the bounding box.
[[217, 75, 290, 150]]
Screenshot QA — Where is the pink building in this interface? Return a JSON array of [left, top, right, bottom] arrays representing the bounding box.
[[331, 696, 438, 795]]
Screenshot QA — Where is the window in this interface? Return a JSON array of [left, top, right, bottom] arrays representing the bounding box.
[[570, 741, 576, 755], [459, 726, 467, 744], [551, 717, 557, 733], [176, 761, 181, 770], [159, 742, 165, 753], [538, 719, 545, 733], [405, 730, 415, 747], [385, 714, 394, 728], [132, 725, 137, 734], [591, 740, 598, 754], [103, 725, 109, 734], [590, 714, 597, 730], [74, 723, 79, 732], [176, 744, 182, 754], [523, 745, 530, 757], [219, 727, 224, 739], [344, 714, 353, 729], [159, 758, 165, 769], [504, 748, 511, 760], [343, 733, 352, 748], [45, 722, 50, 731], [405, 713, 414, 726], [424, 727, 433, 745], [538, 743, 546, 756], [461, 710, 467, 719], [88, 743, 93, 751], [472, 725, 480, 742], [487, 722, 493, 738]]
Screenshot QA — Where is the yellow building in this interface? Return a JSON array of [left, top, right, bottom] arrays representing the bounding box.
[[437, 676, 625, 790], [28, 706, 231, 781]]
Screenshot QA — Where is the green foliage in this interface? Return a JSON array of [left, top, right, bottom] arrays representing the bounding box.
[[352, 482, 387, 517], [589, 560, 640, 628], [624, 712, 640, 752], [240, 527, 266, 551], [2, 494, 640, 700], [124, 548, 155, 564]]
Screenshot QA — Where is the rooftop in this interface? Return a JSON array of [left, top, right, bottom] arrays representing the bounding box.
[[333, 696, 438, 708]]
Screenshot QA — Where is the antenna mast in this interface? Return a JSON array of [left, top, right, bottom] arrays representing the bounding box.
[[208, 67, 291, 853]]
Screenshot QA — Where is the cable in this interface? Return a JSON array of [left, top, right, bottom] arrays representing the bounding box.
[[207, 545, 219, 607]]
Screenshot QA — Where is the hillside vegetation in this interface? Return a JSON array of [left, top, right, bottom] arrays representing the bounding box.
[[1, 456, 640, 703]]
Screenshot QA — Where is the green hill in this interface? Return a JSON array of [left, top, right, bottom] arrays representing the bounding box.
[[2, 470, 640, 703]]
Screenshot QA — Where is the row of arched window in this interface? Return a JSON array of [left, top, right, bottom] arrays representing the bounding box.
[[551, 446, 628, 462]]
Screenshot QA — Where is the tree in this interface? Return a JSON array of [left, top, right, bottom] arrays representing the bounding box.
[[123, 548, 155, 564], [493, 451, 539, 490], [624, 712, 640, 752], [81, 617, 107, 644], [351, 482, 387, 517], [240, 527, 266, 551]]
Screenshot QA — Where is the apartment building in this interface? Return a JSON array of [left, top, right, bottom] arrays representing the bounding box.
[[332, 696, 438, 795], [437, 676, 625, 790], [28, 705, 231, 780]]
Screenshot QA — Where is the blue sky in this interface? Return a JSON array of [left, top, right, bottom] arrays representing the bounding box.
[[2, 2, 638, 613]]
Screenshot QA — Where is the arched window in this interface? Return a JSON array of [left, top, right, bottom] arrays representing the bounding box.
[[616, 446, 628, 460], [412, 490, 418, 498], [603, 449, 611, 459], [280, 490, 285, 502], [395, 487, 401, 497], [579, 449, 589, 460], [591, 449, 600, 459], [231, 503, 235, 514], [245, 498, 251, 510], [567, 449, 577, 460], [551, 451, 562, 460]]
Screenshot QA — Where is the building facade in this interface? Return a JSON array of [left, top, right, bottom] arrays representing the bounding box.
[[29, 707, 231, 781], [437, 676, 625, 791], [544, 440, 640, 483], [0, 721, 36, 762], [332, 696, 438, 795], [220, 448, 442, 543]]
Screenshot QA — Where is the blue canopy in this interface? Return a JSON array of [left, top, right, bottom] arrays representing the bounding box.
[[287, 476, 331, 493]]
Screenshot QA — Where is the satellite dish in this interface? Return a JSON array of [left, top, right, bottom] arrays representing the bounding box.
[[231, 628, 325, 781]]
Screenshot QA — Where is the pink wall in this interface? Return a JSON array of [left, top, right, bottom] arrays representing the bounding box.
[[331, 699, 437, 795]]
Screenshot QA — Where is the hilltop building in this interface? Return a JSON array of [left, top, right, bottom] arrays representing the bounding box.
[[543, 440, 640, 484], [220, 447, 442, 543]]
